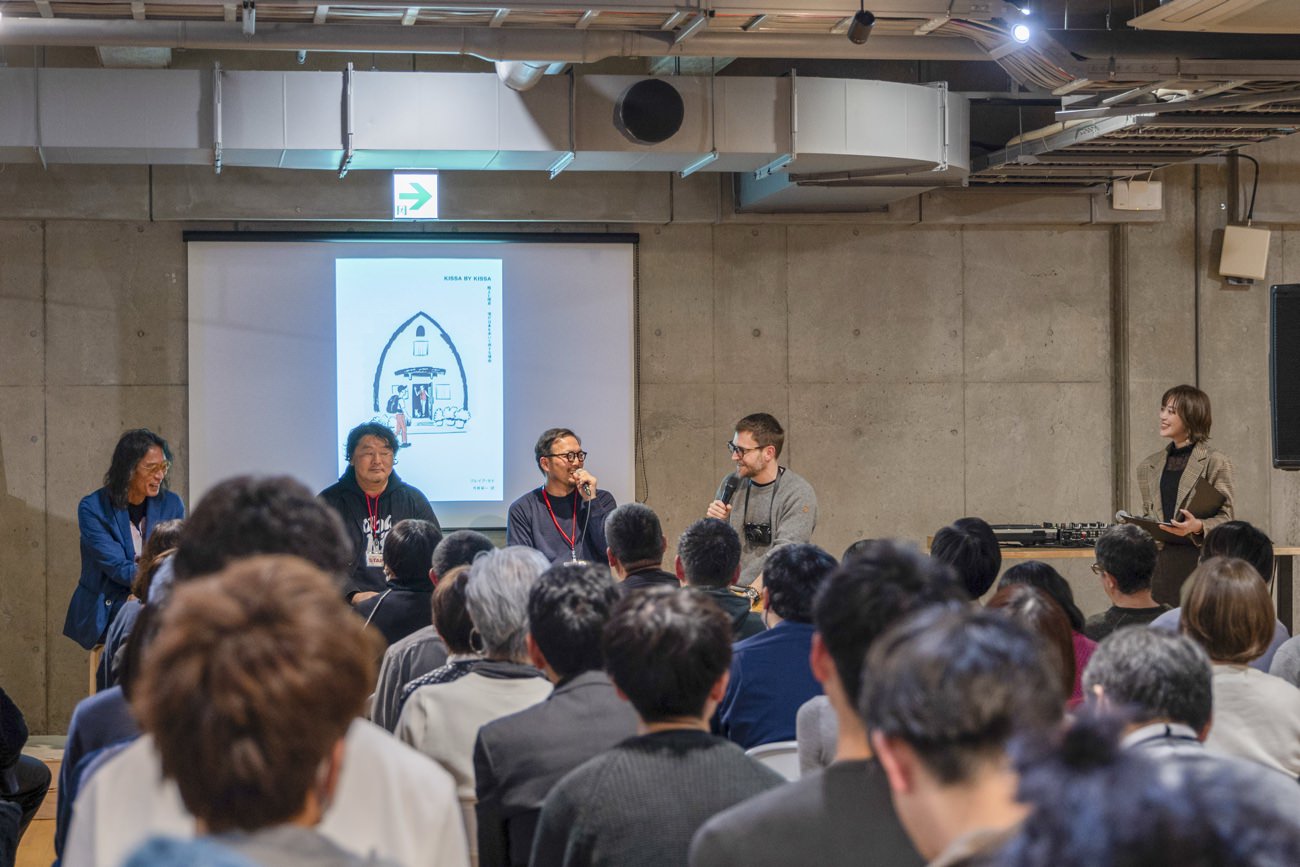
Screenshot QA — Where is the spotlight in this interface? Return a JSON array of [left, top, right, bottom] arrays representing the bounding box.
[[847, 9, 875, 45], [1011, 22, 1031, 43]]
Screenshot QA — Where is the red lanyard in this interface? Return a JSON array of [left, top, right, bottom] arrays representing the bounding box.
[[365, 494, 381, 541], [542, 488, 579, 559]]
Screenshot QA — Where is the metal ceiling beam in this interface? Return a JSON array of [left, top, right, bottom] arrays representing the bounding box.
[[1057, 86, 1300, 121], [0, 19, 994, 60], [0, 0, 1007, 15]]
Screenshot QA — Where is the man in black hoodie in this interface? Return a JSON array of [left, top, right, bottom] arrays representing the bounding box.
[[676, 518, 764, 640], [319, 422, 441, 603]]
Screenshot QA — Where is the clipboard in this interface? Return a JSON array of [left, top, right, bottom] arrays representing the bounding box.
[[1117, 475, 1226, 546]]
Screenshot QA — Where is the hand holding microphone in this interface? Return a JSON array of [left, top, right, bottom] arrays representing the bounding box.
[[573, 468, 599, 502], [706, 473, 740, 520]]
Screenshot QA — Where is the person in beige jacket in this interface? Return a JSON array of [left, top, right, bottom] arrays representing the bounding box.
[[1136, 384, 1235, 606]]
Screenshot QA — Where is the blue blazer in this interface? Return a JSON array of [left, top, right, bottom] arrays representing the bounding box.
[[62, 487, 185, 650]]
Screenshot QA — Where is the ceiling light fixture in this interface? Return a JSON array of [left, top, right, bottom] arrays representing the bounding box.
[[847, 5, 875, 45]]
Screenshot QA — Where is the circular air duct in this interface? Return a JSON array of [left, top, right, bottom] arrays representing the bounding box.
[[614, 79, 684, 145]]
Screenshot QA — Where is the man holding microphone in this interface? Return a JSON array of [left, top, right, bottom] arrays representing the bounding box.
[[508, 428, 617, 564], [706, 413, 817, 586]]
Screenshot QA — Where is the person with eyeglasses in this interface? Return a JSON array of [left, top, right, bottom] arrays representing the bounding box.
[[706, 413, 817, 586], [63, 429, 185, 652], [507, 428, 617, 565]]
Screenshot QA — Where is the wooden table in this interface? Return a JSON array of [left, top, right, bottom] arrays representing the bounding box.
[[993, 546, 1299, 633]]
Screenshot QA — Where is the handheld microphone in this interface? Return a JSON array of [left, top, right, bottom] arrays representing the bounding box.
[[719, 473, 740, 506], [581, 481, 593, 498]]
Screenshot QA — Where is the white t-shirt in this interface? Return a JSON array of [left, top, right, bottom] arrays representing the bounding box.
[[63, 719, 469, 867]]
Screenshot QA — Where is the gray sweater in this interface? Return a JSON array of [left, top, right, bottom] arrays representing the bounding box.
[[530, 729, 784, 867], [716, 467, 817, 586]]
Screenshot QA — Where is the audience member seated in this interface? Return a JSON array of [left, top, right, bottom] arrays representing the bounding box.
[[675, 518, 763, 640], [714, 544, 836, 749], [97, 519, 183, 690], [0, 801, 20, 867], [1082, 626, 1214, 760], [1149, 521, 1290, 672], [1085, 524, 1167, 641], [998, 561, 1095, 706], [396, 547, 553, 859], [0, 687, 50, 853], [1179, 557, 1300, 778], [355, 518, 444, 649], [993, 714, 1300, 867], [929, 517, 999, 601], [531, 588, 784, 867], [986, 585, 1078, 709], [1272, 635, 1300, 689], [604, 504, 678, 591], [126, 556, 392, 866], [371, 530, 495, 732], [692, 540, 967, 867], [63, 475, 468, 867], [397, 567, 477, 705], [474, 563, 638, 867], [839, 538, 876, 563], [863, 607, 1064, 866], [56, 603, 160, 860]]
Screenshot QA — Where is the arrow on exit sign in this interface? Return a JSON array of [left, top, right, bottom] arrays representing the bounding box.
[[393, 173, 439, 219]]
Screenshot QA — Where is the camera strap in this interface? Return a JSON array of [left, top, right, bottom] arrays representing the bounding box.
[[741, 466, 782, 537]]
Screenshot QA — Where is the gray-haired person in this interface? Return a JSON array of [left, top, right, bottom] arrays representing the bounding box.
[[396, 547, 553, 862]]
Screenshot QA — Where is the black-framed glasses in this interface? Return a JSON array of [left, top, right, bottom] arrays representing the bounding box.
[[546, 450, 588, 463], [725, 441, 762, 457]]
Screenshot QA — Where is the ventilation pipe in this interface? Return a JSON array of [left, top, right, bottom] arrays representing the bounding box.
[[495, 60, 559, 92]]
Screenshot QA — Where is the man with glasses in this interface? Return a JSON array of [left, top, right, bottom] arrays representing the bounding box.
[[706, 413, 817, 586], [320, 421, 441, 604], [508, 428, 617, 565]]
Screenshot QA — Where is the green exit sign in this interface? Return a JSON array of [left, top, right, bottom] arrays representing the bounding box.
[[393, 173, 439, 220]]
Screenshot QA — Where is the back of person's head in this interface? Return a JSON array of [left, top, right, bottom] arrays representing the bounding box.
[[382, 519, 443, 591], [117, 602, 166, 702], [814, 540, 966, 706], [985, 584, 1076, 701], [1094, 524, 1158, 595], [603, 588, 732, 723], [528, 562, 621, 679], [763, 543, 837, 623], [432, 565, 474, 654], [735, 413, 784, 457], [929, 517, 1001, 599], [840, 538, 878, 564], [676, 518, 741, 588], [862, 607, 1063, 784], [1180, 556, 1275, 664], [998, 560, 1086, 632], [604, 503, 664, 567], [997, 713, 1300, 867], [1081, 627, 1212, 732], [134, 556, 376, 832], [431, 529, 495, 579], [131, 519, 185, 600], [172, 476, 351, 586], [466, 546, 549, 661], [1200, 520, 1274, 584]]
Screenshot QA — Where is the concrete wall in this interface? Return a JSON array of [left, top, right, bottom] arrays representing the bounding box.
[[3, 139, 1299, 732]]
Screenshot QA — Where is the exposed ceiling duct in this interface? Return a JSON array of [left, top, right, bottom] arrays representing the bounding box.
[[0, 67, 969, 212]]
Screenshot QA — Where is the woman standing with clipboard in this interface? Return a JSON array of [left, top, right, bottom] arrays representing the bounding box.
[[1135, 385, 1236, 607]]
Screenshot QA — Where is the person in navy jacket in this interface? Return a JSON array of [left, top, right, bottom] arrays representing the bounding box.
[[63, 429, 185, 650]]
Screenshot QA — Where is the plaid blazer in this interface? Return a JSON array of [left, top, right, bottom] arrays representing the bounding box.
[[1136, 442, 1236, 539]]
